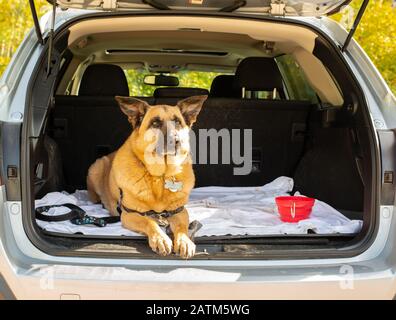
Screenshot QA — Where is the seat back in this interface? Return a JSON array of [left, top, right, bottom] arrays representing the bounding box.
[[192, 98, 313, 187], [51, 64, 133, 189], [51, 60, 313, 190], [153, 87, 209, 105], [234, 57, 286, 99], [51, 96, 130, 189], [209, 75, 239, 98], [78, 64, 130, 96]]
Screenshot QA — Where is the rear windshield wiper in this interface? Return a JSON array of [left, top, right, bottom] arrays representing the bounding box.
[[219, 0, 247, 12], [142, 0, 170, 10]]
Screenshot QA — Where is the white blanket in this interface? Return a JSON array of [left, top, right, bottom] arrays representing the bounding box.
[[35, 177, 362, 237]]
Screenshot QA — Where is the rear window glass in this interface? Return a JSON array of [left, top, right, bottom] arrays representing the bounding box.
[[276, 55, 318, 102], [124, 69, 224, 97]]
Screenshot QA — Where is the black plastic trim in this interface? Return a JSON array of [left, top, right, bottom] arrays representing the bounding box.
[[0, 122, 22, 201], [40, 228, 357, 242], [377, 130, 396, 206]]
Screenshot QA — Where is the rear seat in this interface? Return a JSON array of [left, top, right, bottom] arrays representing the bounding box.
[[191, 57, 311, 187], [154, 87, 209, 105], [51, 59, 313, 190], [193, 98, 312, 187], [52, 64, 141, 189], [209, 75, 239, 98], [234, 57, 286, 99]]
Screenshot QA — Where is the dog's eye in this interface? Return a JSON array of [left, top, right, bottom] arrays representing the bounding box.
[[150, 118, 163, 128], [173, 116, 182, 125]]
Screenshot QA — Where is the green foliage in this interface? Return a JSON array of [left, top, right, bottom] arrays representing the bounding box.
[[276, 55, 318, 102], [0, 0, 49, 75], [333, 0, 396, 94], [125, 69, 223, 96]]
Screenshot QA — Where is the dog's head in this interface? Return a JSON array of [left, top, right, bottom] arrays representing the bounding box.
[[115, 95, 207, 176]]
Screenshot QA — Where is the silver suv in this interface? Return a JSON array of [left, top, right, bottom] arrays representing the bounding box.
[[1, 0, 396, 299]]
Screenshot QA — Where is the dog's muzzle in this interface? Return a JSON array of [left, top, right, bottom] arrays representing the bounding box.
[[156, 133, 181, 156]]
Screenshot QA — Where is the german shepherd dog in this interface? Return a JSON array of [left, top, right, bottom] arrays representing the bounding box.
[[86, 95, 207, 259]]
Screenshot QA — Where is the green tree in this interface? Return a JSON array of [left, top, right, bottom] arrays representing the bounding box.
[[333, 0, 396, 94], [125, 69, 223, 96], [0, 0, 49, 75]]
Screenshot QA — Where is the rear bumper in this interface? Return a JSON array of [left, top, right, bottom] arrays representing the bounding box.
[[1, 258, 396, 299], [2, 194, 396, 299], [2, 11, 394, 300]]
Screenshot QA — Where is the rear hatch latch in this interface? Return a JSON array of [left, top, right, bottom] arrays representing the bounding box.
[[103, 0, 118, 10], [270, 1, 286, 16]]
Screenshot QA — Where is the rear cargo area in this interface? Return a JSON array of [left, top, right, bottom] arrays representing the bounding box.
[[34, 91, 368, 239], [25, 14, 376, 257]]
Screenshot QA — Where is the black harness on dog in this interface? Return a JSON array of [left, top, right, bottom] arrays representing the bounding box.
[[116, 188, 184, 227]]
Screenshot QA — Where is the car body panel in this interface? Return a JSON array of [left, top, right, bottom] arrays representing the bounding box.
[[0, 9, 395, 299]]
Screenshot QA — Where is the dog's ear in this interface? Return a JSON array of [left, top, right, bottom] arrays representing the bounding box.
[[115, 96, 150, 128], [177, 95, 207, 126]]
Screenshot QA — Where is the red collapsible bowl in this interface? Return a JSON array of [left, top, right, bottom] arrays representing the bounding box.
[[275, 196, 315, 222]]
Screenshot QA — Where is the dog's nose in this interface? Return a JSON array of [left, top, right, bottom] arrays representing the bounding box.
[[167, 135, 177, 150], [174, 134, 181, 145], [162, 131, 179, 155]]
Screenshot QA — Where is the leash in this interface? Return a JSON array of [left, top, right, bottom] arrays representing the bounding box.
[[35, 188, 202, 238], [35, 203, 120, 227]]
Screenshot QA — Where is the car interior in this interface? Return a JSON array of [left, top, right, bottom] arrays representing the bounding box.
[[26, 14, 376, 257]]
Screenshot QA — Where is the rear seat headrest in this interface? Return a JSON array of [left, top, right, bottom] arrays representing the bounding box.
[[79, 64, 129, 96], [234, 57, 283, 92], [153, 87, 209, 99], [209, 75, 240, 98]]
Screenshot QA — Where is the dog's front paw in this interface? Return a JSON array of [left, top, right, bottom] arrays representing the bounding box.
[[148, 230, 173, 256], [174, 233, 196, 259]]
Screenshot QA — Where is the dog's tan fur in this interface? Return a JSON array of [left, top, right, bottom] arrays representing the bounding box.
[[87, 95, 207, 258]]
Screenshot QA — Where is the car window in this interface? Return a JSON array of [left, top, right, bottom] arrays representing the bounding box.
[[255, 90, 282, 100], [124, 69, 224, 97], [276, 55, 318, 102]]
